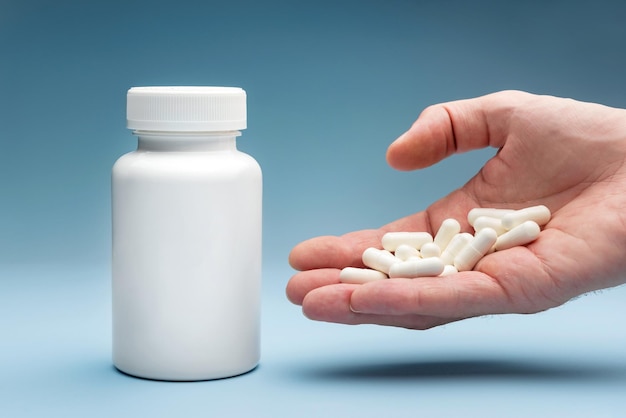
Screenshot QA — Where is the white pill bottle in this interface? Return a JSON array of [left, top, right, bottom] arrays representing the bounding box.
[[112, 86, 262, 381]]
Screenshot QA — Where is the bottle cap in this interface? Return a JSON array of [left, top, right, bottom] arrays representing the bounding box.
[[127, 86, 246, 132]]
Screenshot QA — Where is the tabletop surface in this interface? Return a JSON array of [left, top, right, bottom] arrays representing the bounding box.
[[1, 264, 625, 418]]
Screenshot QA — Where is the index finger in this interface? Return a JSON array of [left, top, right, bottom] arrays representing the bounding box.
[[288, 212, 429, 271]]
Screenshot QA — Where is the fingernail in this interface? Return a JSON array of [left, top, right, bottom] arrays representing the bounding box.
[[394, 132, 408, 143], [349, 304, 362, 314]]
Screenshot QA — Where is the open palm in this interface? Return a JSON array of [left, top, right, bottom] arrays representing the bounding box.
[[286, 90, 626, 330]]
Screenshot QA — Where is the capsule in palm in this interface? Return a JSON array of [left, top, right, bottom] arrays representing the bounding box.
[[454, 228, 498, 271], [339, 267, 388, 284], [388, 257, 445, 278], [501, 205, 551, 230], [495, 220, 541, 251], [381, 232, 433, 252]]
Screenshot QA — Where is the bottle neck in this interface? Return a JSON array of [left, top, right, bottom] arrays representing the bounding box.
[[134, 131, 241, 152]]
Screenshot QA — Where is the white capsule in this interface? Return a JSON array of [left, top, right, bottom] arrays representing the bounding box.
[[362, 247, 401, 274], [388, 257, 445, 278], [394, 244, 420, 261], [454, 228, 498, 271], [438, 264, 458, 277], [472, 216, 507, 235], [339, 267, 388, 284], [420, 242, 441, 258], [439, 232, 473, 265], [501, 205, 551, 230], [434, 218, 461, 251], [381, 231, 433, 252], [495, 220, 541, 251], [468, 208, 515, 226]]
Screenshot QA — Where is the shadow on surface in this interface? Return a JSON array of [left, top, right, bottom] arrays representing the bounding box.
[[297, 357, 626, 383], [110, 363, 261, 383]]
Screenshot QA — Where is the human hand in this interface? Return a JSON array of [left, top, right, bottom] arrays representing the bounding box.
[[286, 90, 626, 329]]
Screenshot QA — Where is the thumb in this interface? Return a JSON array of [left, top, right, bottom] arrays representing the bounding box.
[[386, 90, 527, 171]]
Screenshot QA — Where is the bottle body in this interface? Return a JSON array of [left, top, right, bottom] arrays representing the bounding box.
[[112, 133, 262, 381]]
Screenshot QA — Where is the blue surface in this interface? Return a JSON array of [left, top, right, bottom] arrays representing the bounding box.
[[2, 1, 626, 416], [1, 265, 626, 417]]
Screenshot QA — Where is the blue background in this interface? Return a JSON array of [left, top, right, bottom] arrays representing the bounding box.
[[1, 0, 626, 416]]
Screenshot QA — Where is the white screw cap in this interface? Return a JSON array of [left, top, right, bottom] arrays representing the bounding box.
[[126, 86, 247, 132]]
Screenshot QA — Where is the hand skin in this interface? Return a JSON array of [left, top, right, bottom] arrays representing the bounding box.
[[286, 90, 626, 330]]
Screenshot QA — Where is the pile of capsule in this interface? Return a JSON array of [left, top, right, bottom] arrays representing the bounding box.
[[339, 205, 551, 284]]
